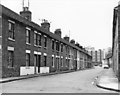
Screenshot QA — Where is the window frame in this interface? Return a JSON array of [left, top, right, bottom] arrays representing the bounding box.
[[8, 51, 14, 68], [61, 57, 63, 67], [44, 36, 47, 48], [38, 34, 41, 46], [26, 28, 31, 44], [26, 53, 30, 67], [56, 41, 59, 51], [61, 43, 63, 52], [8, 20, 15, 40], [52, 56, 55, 67], [44, 56, 47, 66], [52, 39, 55, 50]]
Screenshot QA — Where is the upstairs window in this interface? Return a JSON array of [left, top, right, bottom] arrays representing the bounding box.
[[66, 45, 68, 54], [26, 29, 30, 44], [38, 34, 41, 46], [56, 41, 59, 51], [44, 36, 47, 47], [8, 21, 15, 39], [34, 32, 41, 46], [34, 33, 37, 45], [61, 44, 63, 52], [52, 40, 55, 50]]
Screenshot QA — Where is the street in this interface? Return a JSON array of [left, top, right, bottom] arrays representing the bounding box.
[[1, 66, 117, 93]]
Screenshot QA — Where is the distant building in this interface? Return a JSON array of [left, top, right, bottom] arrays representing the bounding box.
[[85, 47, 103, 66]]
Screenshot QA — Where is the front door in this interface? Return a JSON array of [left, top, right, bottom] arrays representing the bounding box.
[[38, 55, 41, 73], [34, 55, 37, 74]]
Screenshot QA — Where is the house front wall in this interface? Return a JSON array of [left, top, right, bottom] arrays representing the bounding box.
[[1, 5, 92, 78]]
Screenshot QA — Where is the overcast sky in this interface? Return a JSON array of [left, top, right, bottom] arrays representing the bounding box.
[[1, 0, 119, 50]]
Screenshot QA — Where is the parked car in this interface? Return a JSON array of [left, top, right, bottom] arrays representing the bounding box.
[[103, 65, 109, 69]]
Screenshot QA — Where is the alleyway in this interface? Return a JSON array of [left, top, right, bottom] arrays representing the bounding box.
[[1, 66, 117, 93]]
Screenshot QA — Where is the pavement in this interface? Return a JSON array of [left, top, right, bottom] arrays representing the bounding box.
[[0, 69, 77, 83], [96, 68, 120, 92]]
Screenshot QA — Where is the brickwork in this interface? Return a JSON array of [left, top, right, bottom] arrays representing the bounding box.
[[118, 5, 120, 81], [112, 5, 120, 81], [0, 4, 2, 78]]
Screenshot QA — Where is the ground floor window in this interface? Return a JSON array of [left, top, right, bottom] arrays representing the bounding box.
[[66, 58, 68, 67], [8, 51, 14, 67], [26, 53, 30, 66], [61, 58, 63, 67], [52, 57, 54, 67], [44, 56, 47, 66]]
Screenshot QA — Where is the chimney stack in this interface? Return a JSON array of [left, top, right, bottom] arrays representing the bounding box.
[[54, 29, 62, 38], [70, 39, 75, 44], [20, 0, 32, 21], [63, 36, 69, 42], [41, 19, 50, 32]]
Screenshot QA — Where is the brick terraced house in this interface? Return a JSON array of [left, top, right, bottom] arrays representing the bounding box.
[[0, 4, 92, 78]]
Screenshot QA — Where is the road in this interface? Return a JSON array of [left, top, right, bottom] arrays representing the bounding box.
[[1, 66, 117, 93]]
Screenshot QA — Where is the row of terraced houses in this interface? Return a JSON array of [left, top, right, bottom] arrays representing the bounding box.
[[0, 4, 92, 78]]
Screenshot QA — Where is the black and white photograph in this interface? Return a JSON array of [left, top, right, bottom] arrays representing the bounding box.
[[0, 0, 120, 94]]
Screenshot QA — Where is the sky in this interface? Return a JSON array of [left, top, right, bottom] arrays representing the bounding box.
[[1, 0, 119, 50]]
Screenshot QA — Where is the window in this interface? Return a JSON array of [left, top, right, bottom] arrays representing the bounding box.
[[56, 41, 59, 51], [26, 53, 30, 66], [8, 51, 14, 67], [61, 57, 63, 67], [8, 21, 15, 39], [44, 56, 47, 66], [66, 58, 68, 67], [38, 34, 41, 46], [52, 57, 54, 67], [66, 45, 68, 54], [44, 36, 47, 47], [52, 40, 54, 50], [34, 32, 41, 46], [61, 44, 63, 52], [68, 47, 70, 54], [26, 29, 30, 44], [34, 33, 37, 45]]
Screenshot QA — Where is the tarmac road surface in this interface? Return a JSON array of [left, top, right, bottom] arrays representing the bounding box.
[[1, 66, 118, 93]]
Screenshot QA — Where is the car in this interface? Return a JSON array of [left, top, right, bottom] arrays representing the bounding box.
[[103, 65, 109, 69]]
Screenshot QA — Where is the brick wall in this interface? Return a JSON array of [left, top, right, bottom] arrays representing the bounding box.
[[118, 5, 120, 81], [0, 5, 2, 78]]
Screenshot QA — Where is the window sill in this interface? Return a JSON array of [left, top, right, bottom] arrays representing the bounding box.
[[7, 66, 14, 69], [44, 47, 47, 49], [34, 45, 42, 48], [8, 38, 15, 41], [38, 46, 42, 48], [26, 43, 31, 45]]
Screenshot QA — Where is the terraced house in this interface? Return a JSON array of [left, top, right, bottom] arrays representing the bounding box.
[[0, 4, 92, 78]]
